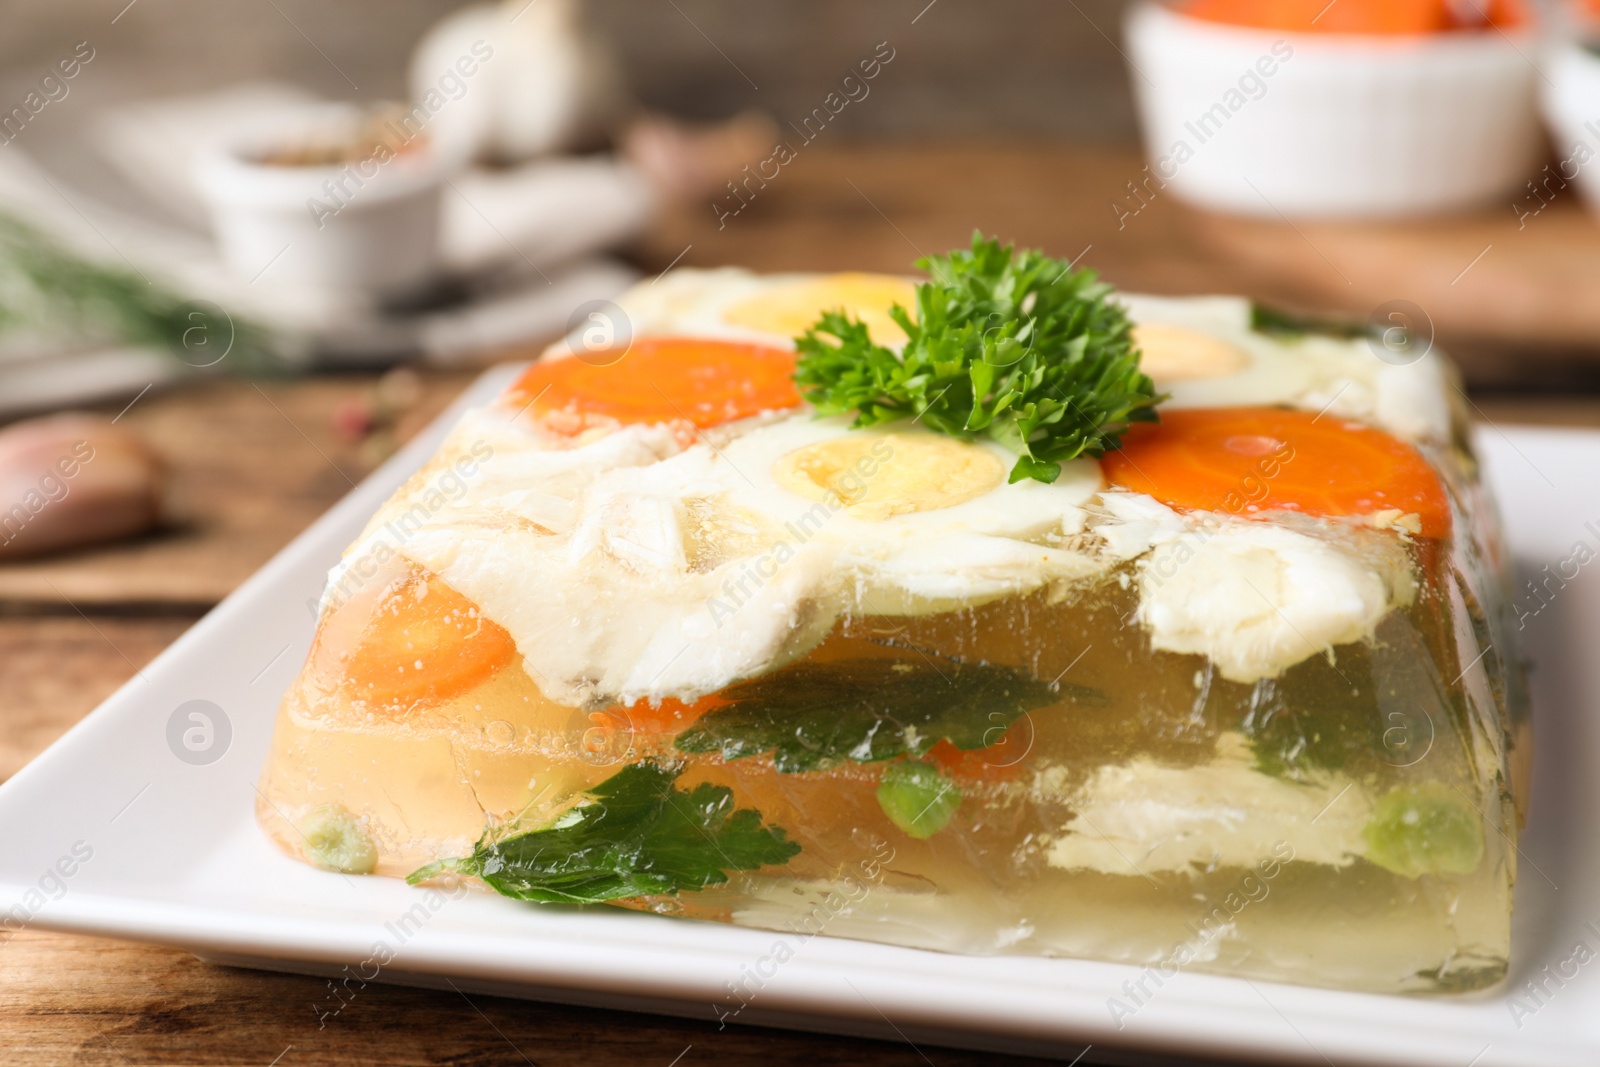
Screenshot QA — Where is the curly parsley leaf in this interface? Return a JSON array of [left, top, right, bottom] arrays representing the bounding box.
[[407, 762, 799, 904], [793, 232, 1161, 484], [675, 657, 1091, 774]]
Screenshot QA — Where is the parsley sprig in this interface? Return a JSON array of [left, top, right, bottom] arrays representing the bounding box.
[[674, 657, 1089, 774], [794, 233, 1161, 484], [407, 762, 799, 904]]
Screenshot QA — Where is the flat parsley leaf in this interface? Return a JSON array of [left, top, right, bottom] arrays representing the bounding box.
[[407, 762, 799, 904], [1249, 302, 1369, 340], [793, 232, 1160, 484], [674, 658, 1089, 773]]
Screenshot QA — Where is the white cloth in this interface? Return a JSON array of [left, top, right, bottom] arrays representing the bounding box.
[[0, 83, 654, 413]]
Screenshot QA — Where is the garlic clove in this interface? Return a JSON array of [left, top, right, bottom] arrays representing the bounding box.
[[0, 413, 165, 560]]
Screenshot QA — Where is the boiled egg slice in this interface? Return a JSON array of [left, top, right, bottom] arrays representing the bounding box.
[[1118, 293, 1317, 408], [721, 272, 919, 347], [714, 414, 1104, 615]]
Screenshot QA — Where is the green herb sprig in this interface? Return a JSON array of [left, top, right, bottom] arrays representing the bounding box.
[[794, 233, 1160, 484], [674, 657, 1090, 774], [1249, 301, 1368, 340], [407, 762, 799, 905], [0, 213, 279, 373]]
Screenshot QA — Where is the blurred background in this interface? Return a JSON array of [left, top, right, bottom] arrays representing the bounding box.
[[1, 1, 1137, 142]]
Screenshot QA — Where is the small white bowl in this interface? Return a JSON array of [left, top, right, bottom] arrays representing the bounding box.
[[1124, 1, 1544, 217], [1541, 39, 1600, 214], [195, 105, 447, 297]]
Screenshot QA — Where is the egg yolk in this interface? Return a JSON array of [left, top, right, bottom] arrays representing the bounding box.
[[772, 432, 1006, 521], [1103, 407, 1451, 538], [1133, 323, 1251, 381], [337, 566, 518, 710], [723, 273, 918, 347], [506, 337, 801, 429]]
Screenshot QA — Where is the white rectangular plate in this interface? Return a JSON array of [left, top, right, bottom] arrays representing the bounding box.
[[2, 367, 1596, 1066]]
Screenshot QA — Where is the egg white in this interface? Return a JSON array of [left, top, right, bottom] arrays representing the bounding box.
[[539, 268, 784, 356], [544, 268, 919, 356], [360, 406, 1103, 707]]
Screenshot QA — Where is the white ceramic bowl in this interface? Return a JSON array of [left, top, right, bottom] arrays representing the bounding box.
[[1542, 39, 1600, 214], [1124, 1, 1544, 217], [195, 105, 446, 297]]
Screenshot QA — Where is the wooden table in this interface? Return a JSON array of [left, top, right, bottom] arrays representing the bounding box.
[[3, 143, 1598, 1066]]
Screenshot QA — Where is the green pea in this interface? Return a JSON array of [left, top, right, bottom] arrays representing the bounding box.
[[877, 761, 961, 839], [1362, 782, 1484, 879], [301, 804, 378, 874]]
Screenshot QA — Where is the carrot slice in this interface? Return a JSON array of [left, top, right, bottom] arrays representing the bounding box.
[[926, 726, 1034, 784], [1182, 0, 1525, 32], [618, 696, 721, 737], [1102, 407, 1451, 538], [506, 338, 800, 429], [341, 568, 517, 709]]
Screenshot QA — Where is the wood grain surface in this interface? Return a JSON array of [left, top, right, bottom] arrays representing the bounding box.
[[2, 141, 1599, 1066], [0, 927, 1078, 1067]]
